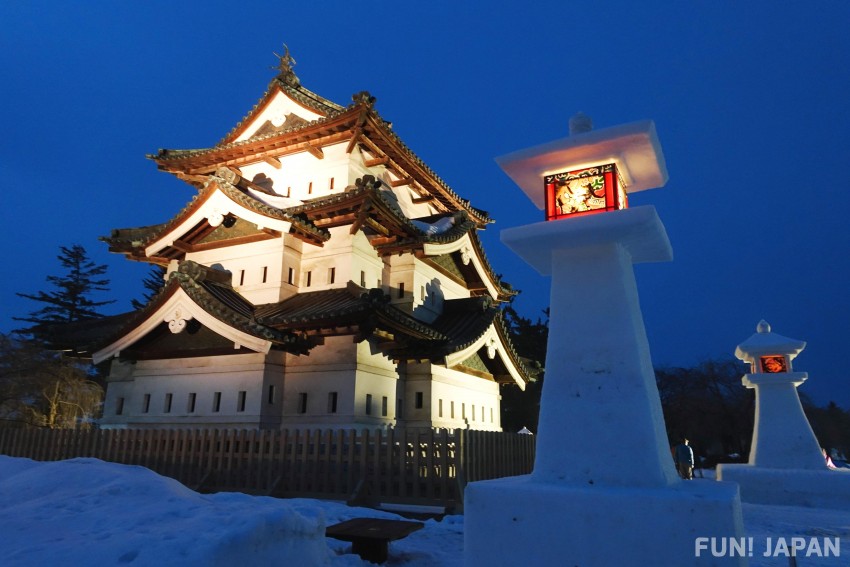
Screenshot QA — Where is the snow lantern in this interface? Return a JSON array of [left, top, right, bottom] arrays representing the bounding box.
[[495, 113, 669, 223], [735, 319, 806, 375]]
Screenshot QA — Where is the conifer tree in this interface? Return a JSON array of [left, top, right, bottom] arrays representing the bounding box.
[[14, 244, 114, 340], [131, 266, 167, 310]]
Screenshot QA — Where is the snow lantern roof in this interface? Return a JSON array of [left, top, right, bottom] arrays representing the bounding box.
[[495, 119, 668, 211], [735, 320, 807, 363]]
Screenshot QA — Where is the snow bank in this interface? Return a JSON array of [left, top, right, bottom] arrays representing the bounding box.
[[0, 457, 343, 566]]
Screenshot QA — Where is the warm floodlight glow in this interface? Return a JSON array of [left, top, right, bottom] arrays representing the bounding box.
[[544, 163, 627, 220]]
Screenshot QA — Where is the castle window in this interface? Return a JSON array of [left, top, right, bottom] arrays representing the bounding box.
[[365, 394, 373, 416], [462, 403, 466, 420], [267, 385, 276, 405], [239, 270, 245, 286], [382, 396, 388, 417], [237, 391, 247, 412], [415, 392, 424, 409], [187, 393, 196, 413], [308, 181, 313, 195], [328, 267, 335, 284], [329, 177, 335, 190], [472, 405, 476, 421], [262, 266, 268, 283], [164, 393, 173, 414], [328, 392, 338, 413], [438, 399, 443, 418], [298, 393, 308, 414], [143, 394, 151, 414], [287, 267, 294, 285], [420, 286, 425, 301], [213, 392, 222, 413], [491, 407, 494, 423], [450, 401, 455, 419], [115, 397, 124, 416], [306, 270, 312, 287], [397, 398, 403, 420], [398, 282, 405, 298], [360, 271, 366, 287]]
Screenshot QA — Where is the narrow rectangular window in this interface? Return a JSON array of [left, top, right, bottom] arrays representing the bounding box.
[[420, 285, 425, 301], [237, 390, 247, 412], [398, 282, 404, 298], [450, 401, 455, 419], [415, 392, 424, 409], [308, 181, 313, 194], [329, 177, 335, 190], [365, 394, 373, 416], [213, 392, 222, 413], [164, 393, 173, 414], [382, 396, 388, 417], [239, 270, 245, 286], [287, 267, 294, 285], [187, 393, 196, 413], [286, 186, 291, 197], [462, 403, 466, 420], [298, 393, 308, 414], [262, 266, 268, 283], [472, 404, 476, 421], [360, 270, 366, 287], [306, 270, 312, 287], [438, 399, 443, 418], [267, 385, 276, 405], [328, 392, 338, 413], [143, 393, 151, 414], [115, 397, 125, 416], [328, 267, 335, 284], [491, 407, 494, 423], [397, 398, 403, 420]]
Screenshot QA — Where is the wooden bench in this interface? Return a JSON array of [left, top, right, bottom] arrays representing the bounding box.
[[325, 517, 425, 564]]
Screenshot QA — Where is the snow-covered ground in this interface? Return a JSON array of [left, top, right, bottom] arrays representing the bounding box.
[[1, 456, 848, 566]]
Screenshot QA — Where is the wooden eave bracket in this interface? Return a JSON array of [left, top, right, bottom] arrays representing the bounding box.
[[364, 155, 389, 167], [346, 127, 364, 154], [304, 142, 324, 160], [390, 176, 414, 188], [264, 156, 282, 169], [411, 194, 435, 204]]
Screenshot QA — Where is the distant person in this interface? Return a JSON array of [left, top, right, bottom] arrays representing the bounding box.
[[674, 439, 694, 480], [823, 448, 837, 469]]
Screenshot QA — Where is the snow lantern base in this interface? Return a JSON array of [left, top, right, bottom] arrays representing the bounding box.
[[717, 465, 850, 510], [464, 475, 746, 567]]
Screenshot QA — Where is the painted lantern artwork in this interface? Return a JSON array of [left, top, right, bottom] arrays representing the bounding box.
[[759, 355, 789, 374], [544, 163, 627, 221]]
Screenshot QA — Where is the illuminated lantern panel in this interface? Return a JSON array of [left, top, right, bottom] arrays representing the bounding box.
[[759, 355, 789, 374], [544, 163, 627, 221]]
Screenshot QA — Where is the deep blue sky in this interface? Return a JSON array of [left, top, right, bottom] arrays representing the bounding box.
[[2, 2, 848, 406]]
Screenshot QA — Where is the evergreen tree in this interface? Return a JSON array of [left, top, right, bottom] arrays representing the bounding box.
[[14, 244, 114, 340], [131, 266, 167, 310], [500, 303, 549, 433]]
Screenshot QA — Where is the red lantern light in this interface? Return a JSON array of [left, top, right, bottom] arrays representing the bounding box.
[[544, 163, 626, 221]]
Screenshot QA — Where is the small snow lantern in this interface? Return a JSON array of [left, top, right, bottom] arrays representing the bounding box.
[[735, 320, 805, 375], [544, 163, 627, 220]]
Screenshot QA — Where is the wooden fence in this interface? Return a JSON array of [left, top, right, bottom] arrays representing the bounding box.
[[0, 427, 535, 511]]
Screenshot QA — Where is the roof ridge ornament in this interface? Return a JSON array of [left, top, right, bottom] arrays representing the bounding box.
[[352, 91, 376, 108], [272, 44, 300, 87]]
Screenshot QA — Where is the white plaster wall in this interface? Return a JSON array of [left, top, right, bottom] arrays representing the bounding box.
[[234, 90, 325, 142], [405, 362, 501, 431], [240, 142, 352, 201], [100, 352, 283, 429], [411, 258, 470, 323]]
